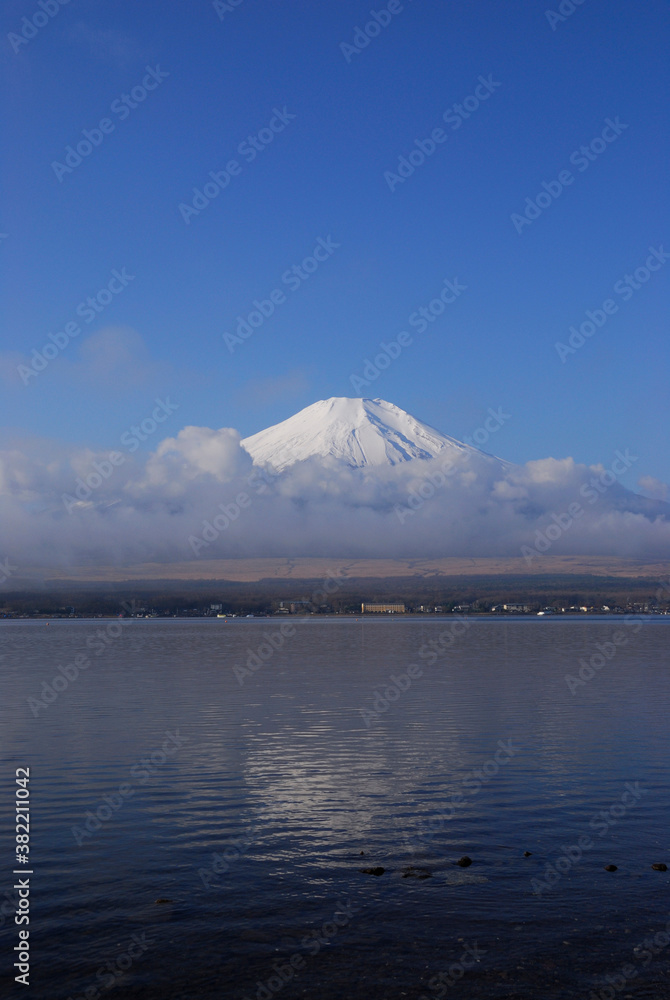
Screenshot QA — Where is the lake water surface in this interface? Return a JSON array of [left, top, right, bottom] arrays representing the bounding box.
[[1, 617, 669, 999]]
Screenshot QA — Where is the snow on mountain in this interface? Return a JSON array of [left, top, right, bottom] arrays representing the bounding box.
[[241, 397, 505, 472]]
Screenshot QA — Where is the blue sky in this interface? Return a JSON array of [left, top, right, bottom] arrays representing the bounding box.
[[2, 0, 668, 490]]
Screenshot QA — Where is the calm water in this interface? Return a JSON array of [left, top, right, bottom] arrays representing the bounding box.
[[1, 617, 670, 999]]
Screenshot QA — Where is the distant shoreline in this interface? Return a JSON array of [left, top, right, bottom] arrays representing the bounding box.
[[3, 559, 669, 619], [3, 613, 669, 623]]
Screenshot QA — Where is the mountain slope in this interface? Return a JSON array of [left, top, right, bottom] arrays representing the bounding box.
[[241, 397, 504, 471]]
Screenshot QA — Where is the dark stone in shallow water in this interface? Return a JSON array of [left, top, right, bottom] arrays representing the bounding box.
[[154, 898, 173, 904], [360, 866, 385, 876], [604, 865, 617, 872], [523, 851, 532, 857], [456, 856, 472, 867], [401, 866, 432, 879], [651, 863, 668, 871]]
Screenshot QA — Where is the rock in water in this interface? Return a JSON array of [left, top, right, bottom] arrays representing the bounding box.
[[401, 866, 432, 879], [456, 856, 472, 867], [651, 863, 668, 871], [360, 866, 385, 876], [604, 865, 617, 872]]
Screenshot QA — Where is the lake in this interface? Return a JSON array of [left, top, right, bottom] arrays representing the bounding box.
[[1, 617, 669, 999]]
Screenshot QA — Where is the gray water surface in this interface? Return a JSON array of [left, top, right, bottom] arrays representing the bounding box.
[[1, 617, 669, 999]]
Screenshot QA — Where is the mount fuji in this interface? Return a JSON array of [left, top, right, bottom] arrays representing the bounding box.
[[241, 397, 507, 472]]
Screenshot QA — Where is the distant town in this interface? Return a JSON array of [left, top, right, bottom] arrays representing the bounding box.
[[2, 593, 668, 620]]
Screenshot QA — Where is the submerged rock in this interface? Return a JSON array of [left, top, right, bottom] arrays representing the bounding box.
[[360, 866, 385, 876], [401, 866, 432, 879], [456, 856, 472, 867], [154, 898, 173, 904], [523, 851, 532, 857], [604, 865, 617, 872], [651, 863, 668, 871]]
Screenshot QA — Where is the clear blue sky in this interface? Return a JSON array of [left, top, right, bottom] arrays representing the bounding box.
[[2, 0, 668, 488]]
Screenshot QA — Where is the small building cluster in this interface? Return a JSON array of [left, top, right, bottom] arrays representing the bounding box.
[[361, 603, 406, 614]]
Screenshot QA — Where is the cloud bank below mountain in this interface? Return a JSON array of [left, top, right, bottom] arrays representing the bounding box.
[[1, 416, 668, 576]]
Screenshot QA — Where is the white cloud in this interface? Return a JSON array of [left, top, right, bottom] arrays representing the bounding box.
[[0, 423, 668, 572], [142, 426, 253, 491]]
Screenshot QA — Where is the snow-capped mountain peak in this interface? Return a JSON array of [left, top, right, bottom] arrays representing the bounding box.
[[241, 397, 502, 472]]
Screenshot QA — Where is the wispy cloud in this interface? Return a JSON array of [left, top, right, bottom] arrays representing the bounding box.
[[234, 368, 312, 410], [68, 22, 151, 67], [1, 327, 177, 394], [638, 475, 669, 502]]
